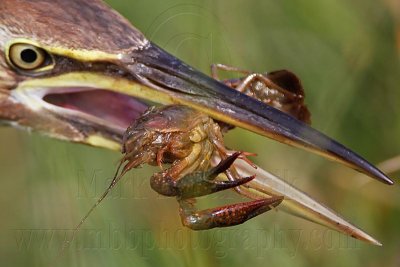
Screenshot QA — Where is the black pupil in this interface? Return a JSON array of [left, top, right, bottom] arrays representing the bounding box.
[[20, 49, 38, 64]]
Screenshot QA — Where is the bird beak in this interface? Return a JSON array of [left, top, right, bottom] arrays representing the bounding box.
[[123, 43, 393, 185], [114, 43, 392, 245]]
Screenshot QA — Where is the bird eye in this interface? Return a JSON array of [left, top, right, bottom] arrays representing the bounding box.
[[8, 43, 52, 71]]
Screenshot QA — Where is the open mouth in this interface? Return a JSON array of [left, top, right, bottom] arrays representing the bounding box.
[[43, 88, 149, 130]]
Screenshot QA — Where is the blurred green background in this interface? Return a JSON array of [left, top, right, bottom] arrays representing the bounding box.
[[1, 0, 399, 266]]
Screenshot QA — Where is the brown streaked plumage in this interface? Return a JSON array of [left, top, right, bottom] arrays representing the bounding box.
[[0, 0, 147, 52]]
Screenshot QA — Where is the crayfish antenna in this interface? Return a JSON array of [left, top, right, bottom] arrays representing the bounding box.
[[54, 159, 126, 261]]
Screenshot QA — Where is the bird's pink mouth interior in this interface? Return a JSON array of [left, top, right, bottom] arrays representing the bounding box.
[[43, 89, 149, 129]]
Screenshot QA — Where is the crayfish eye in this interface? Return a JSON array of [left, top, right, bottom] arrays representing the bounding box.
[[8, 43, 54, 72]]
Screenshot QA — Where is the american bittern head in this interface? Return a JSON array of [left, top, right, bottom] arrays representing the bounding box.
[[0, 0, 393, 246]]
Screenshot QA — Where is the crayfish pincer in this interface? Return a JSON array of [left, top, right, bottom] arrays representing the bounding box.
[[120, 105, 283, 230]]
